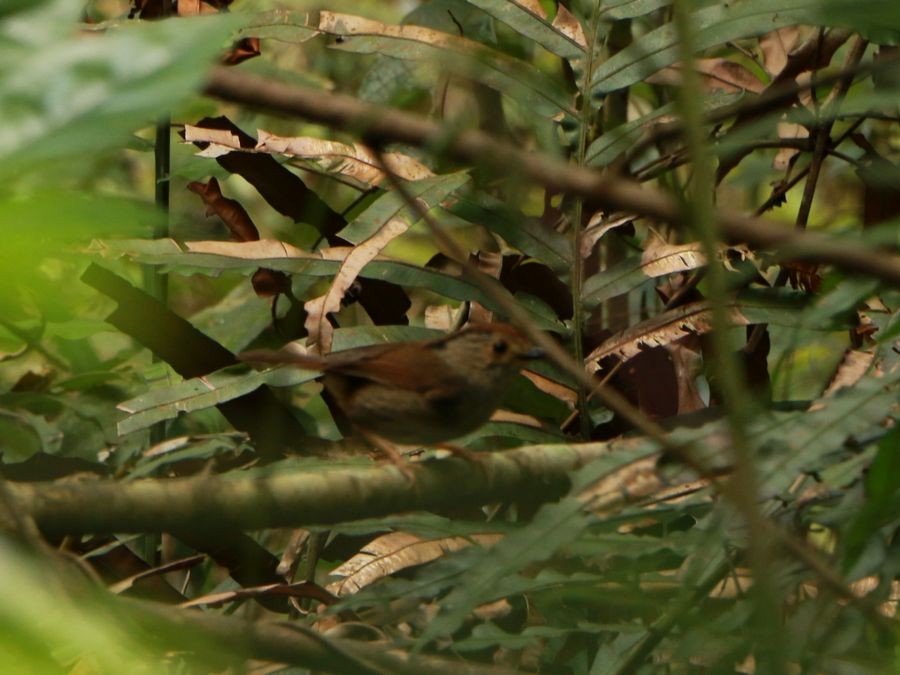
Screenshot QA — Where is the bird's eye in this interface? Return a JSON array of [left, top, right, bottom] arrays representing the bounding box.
[[492, 340, 508, 355]]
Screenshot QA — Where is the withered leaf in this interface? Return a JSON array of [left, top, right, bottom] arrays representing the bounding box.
[[187, 177, 259, 242], [305, 220, 410, 353], [326, 531, 501, 597]]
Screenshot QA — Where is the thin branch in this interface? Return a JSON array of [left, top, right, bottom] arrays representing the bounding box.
[[203, 68, 900, 287]]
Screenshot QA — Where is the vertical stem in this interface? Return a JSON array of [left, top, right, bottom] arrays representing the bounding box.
[[670, 1, 784, 672], [141, 115, 170, 565], [145, 115, 171, 439], [570, 7, 603, 439]]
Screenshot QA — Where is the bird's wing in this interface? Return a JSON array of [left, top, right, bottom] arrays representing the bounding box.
[[326, 343, 461, 393]]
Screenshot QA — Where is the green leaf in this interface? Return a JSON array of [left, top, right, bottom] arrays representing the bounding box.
[[417, 448, 657, 645], [582, 242, 706, 309], [590, 0, 820, 98], [598, 0, 675, 21], [842, 426, 900, 568], [448, 192, 571, 270], [815, 0, 900, 44], [338, 173, 471, 244], [465, 0, 586, 61], [0, 8, 241, 178], [116, 366, 318, 436], [0, 407, 59, 463]]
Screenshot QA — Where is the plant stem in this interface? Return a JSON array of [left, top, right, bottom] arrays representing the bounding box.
[[670, 1, 784, 671]]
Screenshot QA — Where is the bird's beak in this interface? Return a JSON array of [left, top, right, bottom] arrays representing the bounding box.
[[520, 347, 544, 360]]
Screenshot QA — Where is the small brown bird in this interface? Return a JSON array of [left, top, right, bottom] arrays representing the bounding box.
[[241, 323, 543, 446]]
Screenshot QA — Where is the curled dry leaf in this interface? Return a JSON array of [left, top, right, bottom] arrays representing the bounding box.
[[304, 219, 410, 354], [552, 4, 587, 49], [822, 349, 877, 397], [581, 214, 634, 258], [585, 298, 769, 371], [256, 130, 433, 186], [187, 177, 259, 242], [467, 250, 502, 324], [326, 531, 502, 597], [186, 179, 290, 297], [521, 370, 577, 408], [320, 11, 469, 51], [223, 37, 261, 66]]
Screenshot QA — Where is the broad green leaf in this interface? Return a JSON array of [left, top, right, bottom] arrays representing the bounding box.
[[237, 8, 317, 43], [754, 369, 900, 502], [582, 242, 706, 309], [590, 0, 820, 97], [0, 193, 158, 321], [416, 448, 658, 644], [598, 0, 674, 21], [0, 407, 59, 463], [586, 92, 743, 167], [465, 0, 586, 61], [815, 0, 900, 44], [331, 325, 441, 351], [448, 192, 571, 270], [842, 426, 900, 568], [128, 434, 251, 479]]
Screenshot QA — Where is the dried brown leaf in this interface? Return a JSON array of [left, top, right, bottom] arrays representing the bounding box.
[[256, 130, 433, 186], [759, 27, 800, 78], [223, 37, 262, 66], [774, 121, 808, 171], [177, 0, 218, 16], [468, 250, 502, 324], [319, 11, 471, 50], [187, 177, 259, 242], [581, 214, 634, 258], [823, 349, 877, 397], [552, 4, 587, 49], [326, 532, 501, 597], [586, 300, 758, 370]]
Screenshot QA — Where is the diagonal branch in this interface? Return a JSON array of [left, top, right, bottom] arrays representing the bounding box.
[[203, 68, 900, 287]]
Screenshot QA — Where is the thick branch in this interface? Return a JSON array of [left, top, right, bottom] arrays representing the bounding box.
[[12, 441, 656, 537], [204, 68, 900, 287]]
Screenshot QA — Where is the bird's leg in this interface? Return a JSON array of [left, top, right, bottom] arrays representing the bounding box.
[[436, 443, 492, 480], [358, 430, 416, 481]]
